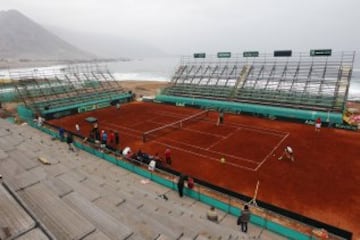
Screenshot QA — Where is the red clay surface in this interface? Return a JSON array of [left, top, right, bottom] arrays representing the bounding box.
[[48, 101, 360, 237]]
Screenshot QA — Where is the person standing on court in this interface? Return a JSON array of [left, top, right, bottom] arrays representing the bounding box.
[[217, 110, 224, 126], [315, 117, 322, 132], [177, 174, 186, 197], [237, 205, 251, 233]]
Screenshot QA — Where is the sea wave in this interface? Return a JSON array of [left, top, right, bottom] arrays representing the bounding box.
[[112, 72, 170, 82]]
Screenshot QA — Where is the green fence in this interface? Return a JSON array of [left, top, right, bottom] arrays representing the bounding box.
[[156, 94, 344, 124]]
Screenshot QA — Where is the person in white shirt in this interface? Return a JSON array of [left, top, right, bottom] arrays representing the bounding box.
[[278, 146, 295, 162], [148, 160, 156, 171], [206, 206, 219, 222], [75, 123, 80, 133], [122, 146, 132, 157]]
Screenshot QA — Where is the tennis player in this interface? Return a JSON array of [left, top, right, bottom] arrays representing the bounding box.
[[217, 111, 224, 126], [278, 146, 295, 162]]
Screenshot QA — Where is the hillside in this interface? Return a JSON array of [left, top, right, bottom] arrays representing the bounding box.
[[49, 26, 168, 58], [0, 10, 94, 61]]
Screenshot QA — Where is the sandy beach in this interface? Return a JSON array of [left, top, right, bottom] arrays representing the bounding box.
[[119, 80, 170, 97]]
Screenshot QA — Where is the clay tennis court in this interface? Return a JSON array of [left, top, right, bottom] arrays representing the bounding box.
[[48, 101, 360, 237]]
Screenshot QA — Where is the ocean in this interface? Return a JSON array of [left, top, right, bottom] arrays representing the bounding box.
[[107, 57, 180, 82], [1, 57, 360, 100]]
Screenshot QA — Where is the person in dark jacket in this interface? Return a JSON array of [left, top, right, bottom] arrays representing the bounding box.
[[66, 132, 75, 151], [114, 131, 120, 148], [59, 127, 65, 141], [237, 205, 251, 233], [177, 174, 186, 197]]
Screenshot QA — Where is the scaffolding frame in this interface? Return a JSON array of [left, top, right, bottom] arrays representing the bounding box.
[[10, 63, 127, 116], [164, 51, 355, 112]]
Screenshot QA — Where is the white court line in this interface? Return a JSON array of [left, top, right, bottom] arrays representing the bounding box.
[[146, 120, 227, 139], [185, 127, 229, 139], [102, 122, 256, 171], [219, 121, 288, 137], [254, 132, 290, 171], [102, 121, 143, 134], [101, 125, 143, 140], [127, 116, 162, 128], [206, 128, 240, 150], [103, 114, 288, 172], [160, 135, 258, 164], [153, 140, 256, 171], [155, 111, 190, 119]]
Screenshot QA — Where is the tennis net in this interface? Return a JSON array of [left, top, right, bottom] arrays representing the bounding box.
[[143, 110, 209, 142]]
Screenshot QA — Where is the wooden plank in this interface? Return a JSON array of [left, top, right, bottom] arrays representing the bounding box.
[[0, 149, 8, 159], [94, 197, 170, 240], [17, 141, 42, 153], [57, 173, 100, 202], [195, 234, 210, 240], [0, 158, 26, 183], [0, 137, 16, 151], [43, 177, 73, 198], [66, 169, 87, 182], [0, 128, 11, 137], [43, 163, 67, 177], [155, 234, 172, 240], [9, 133, 26, 146], [82, 230, 112, 240], [177, 211, 243, 239], [16, 228, 49, 240], [0, 184, 35, 238], [63, 192, 133, 240], [18, 183, 95, 240], [8, 150, 39, 170], [9, 170, 43, 191]]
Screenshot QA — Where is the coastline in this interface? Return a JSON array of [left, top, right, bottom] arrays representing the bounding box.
[[118, 80, 169, 97]]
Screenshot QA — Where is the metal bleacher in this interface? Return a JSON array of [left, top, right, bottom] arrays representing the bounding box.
[[162, 51, 355, 113], [10, 64, 129, 116]]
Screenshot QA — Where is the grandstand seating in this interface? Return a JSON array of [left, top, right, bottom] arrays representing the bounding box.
[[162, 51, 355, 112], [0, 118, 287, 239], [9, 64, 130, 116]]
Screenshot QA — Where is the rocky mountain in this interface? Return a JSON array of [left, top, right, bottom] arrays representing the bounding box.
[[49, 26, 168, 59], [0, 10, 94, 60]]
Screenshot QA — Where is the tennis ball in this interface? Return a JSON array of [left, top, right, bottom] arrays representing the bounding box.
[[220, 157, 226, 163]]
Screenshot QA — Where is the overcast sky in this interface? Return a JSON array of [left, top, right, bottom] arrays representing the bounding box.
[[2, 0, 360, 55]]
